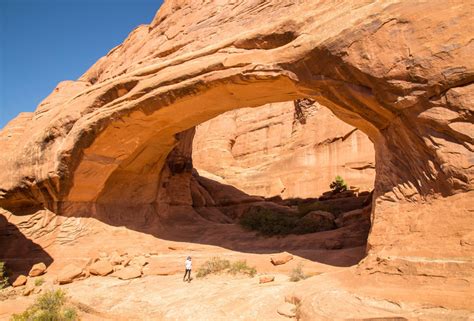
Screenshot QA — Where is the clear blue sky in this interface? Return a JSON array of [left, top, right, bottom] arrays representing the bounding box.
[[0, 0, 163, 129]]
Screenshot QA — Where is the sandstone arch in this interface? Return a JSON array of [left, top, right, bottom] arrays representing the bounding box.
[[0, 0, 472, 314]]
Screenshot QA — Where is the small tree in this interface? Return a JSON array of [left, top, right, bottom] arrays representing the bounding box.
[[330, 175, 347, 193]]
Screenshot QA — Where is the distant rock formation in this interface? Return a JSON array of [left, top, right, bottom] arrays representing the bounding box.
[[193, 101, 375, 198]]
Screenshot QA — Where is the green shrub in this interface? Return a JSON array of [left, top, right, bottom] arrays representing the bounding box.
[[196, 257, 230, 278], [34, 277, 45, 287], [289, 263, 306, 282], [240, 206, 334, 236], [0, 262, 8, 289], [330, 175, 347, 193], [11, 289, 78, 321], [297, 201, 335, 216], [229, 260, 256, 277], [239, 207, 299, 235], [292, 215, 334, 234]]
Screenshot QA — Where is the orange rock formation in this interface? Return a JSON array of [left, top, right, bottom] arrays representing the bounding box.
[[193, 101, 375, 198], [0, 0, 473, 319]]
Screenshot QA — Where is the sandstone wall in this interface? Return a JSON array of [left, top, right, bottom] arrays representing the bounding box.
[[0, 0, 473, 315], [193, 101, 375, 198]]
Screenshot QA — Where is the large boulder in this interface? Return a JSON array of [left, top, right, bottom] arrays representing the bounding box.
[[12, 275, 27, 287], [270, 253, 293, 266], [57, 264, 84, 284], [109, 251, 126, 266], [129, 256, 148, 267], [28, 263, 46, 277], [89, 260, 113, 276]]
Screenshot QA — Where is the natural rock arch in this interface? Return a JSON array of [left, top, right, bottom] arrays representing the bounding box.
[[0, 0, 472, 313]]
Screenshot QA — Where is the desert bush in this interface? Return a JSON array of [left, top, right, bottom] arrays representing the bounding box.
[[34, 277, 45, 287], [229, 260, 256, 277], [292, 214, 334, 234], [0, 262, 8, 289], [196, 257, 257, 278], [196, 257, 230, 278], [289, 263, 306, 282], [240, 206, 334, 236], [297, 201, 334, 216], [239, 207, 299, 235], [11, 289, 78, 321], [330, 175, 347, 193]]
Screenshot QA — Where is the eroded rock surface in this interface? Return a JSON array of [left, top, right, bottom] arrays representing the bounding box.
[[193, 101, 375, 198], [0, 0, 473, 319]]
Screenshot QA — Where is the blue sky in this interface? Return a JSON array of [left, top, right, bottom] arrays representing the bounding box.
[[0, 0, 163, 129]]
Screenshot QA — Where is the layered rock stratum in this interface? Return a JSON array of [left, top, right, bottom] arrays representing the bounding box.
[[0, 0, 473, 319], [193, 101, 375, 198]]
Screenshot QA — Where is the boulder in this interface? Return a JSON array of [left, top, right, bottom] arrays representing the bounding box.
[[277, 302, 296, 318], [109, 251, 125, 265], [28, 263, 46, 277], [335, 207, 370, 228], [58, 264, 84, 284], [129, 255, 148, 267], [259, 275, 275, 284], [89, 260, 113, 276], [12, 275, 27, 287], [323, 239, 343, 250], [270, 253, 293, 266], [112, 266, 142, 280]]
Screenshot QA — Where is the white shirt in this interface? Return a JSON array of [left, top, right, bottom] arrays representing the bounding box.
[[185, 259, 192, 270]]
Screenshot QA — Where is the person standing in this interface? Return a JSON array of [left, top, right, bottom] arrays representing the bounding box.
[[183, 256, 192, 282]]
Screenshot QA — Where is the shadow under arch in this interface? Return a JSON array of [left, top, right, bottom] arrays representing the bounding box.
[[0, 213, 54, 283]]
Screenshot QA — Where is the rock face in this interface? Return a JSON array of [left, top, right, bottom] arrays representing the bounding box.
[[193, 101, 375, 198], [0, 0, 473, 318]]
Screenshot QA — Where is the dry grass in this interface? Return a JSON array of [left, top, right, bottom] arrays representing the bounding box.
[[197, 257, 257, 278], [289, 263, 307, 282]]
